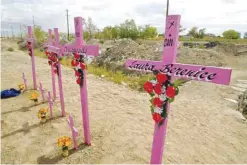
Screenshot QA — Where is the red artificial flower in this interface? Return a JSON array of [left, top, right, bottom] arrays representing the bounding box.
[[48, 61, 52, 65], [154, 83, 162, 95], [166, 86, 176, 98], [153, 97, 163, 108], [75, 70, 80, 77], [76, 77, 81, 85], [80, 63, 86, 70], [152, 113, 164, 123], [45, 51, 49, 55], [156, 73, 168, 84], [74, 53, 80, 59], [71, 60, 79, 67], [143, 81, 153, 93], [54, 69, 57, 74], [53, 63, 57, 67]]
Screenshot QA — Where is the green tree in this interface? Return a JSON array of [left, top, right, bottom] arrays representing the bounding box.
[[33, 26, 46, 44], [179, 25, 186, 33], [142, 25, 158, 39], [244, 32, 247, 39], [222, 29, 241, 39], [85, 17, 97, 39], [187, 27, 206, 38], [119, 19, 139, 39]]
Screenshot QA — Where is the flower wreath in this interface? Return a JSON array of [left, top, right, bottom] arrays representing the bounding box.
[[45, 50, 59, 76], [26, 42, 32, 57], [71, 53, 86, 87], [143, 70, 181, 126]]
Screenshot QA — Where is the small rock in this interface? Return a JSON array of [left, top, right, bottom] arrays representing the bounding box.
[[101, 75, 105, 78]]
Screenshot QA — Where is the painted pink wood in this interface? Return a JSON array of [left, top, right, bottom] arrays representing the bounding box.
[[125, 59, 232, 85], [47, 91, 53, 119], [27, 26, 37, 89], [162, 15, 181, 63], [43, 29, 53, 47], [39, 82, 45, 102], [67, 115, 79, 150], [123, 15, 232, 164], [22, 72, 27, 90], [73, 17, 94, 145], [54, 28, 66, 117], [46, 45, 60, 54], [61, 45, 99, 56]]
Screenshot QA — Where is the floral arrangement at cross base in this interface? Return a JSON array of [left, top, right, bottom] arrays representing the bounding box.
[[143, 70, 182, 127], [18, 84, 25, 91], [57, 136, 72, 157], [38, 108, 48, 123], [29, 91, 39, 105]]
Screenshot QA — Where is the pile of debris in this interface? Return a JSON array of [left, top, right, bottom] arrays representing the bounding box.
[[238, 90, 247, 119]]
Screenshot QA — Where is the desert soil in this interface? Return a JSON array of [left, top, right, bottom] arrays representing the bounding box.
[[1, 39, 247, 164]]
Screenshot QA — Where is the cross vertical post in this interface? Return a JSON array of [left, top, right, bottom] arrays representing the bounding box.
[[47, 91, 53, 119], [67, 115, 79, 150], [54, 28, 66, 117], [39, 82, 45, 103], [27, 26, 37, 89], [22, 72, 27, 90]]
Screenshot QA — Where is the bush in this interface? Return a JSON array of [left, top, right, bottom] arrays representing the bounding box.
[[7, 47, 14, 52]]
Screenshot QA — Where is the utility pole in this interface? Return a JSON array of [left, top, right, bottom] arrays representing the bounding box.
[[11, 26, 14, 39], [20, 24, 22, 39], [33, 16, 35, 29], [166, 0, 169, 17], [66, 9, 70, 41]]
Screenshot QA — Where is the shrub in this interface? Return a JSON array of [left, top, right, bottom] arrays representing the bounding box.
[[7, 47, 14, 52]]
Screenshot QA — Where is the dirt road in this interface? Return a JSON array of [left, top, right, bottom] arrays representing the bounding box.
[[1, 40, 247, 164]]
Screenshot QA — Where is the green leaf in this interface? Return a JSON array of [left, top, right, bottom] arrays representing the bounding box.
[[173, 78, 188, 87], [168, 97, 175, 103], [149, 98, 155, 104], [149, 92, 155, 97], [175, 87, 179, 95], [150, 106, 154, 113]]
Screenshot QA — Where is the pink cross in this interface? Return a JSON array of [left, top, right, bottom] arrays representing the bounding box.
[[44, 29, 57, 100], [39, 82, 45, 103], [27, 26, 37, 89], [22, 72, 27, 90], [124, 15, 232, 164], [47, 91, 53, 119], [55, 17, 99, 146], [46, 28, 66, 117], [67, 115, 79, 150]]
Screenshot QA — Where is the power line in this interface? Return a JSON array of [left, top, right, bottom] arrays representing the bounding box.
[[66, 9, 70, 40], [11, 26, 14, 38]]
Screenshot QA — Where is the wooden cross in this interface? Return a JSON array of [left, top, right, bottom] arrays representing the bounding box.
[[57, 17, 99, 145], [39, 82, 45, 103], [47, 91, 53, 119], [124, 15, 232, 164], [67, 115, 79, 150], [46, 28, 66, 117], [27, 26, 37, 89], [44, 29, 57, 100], [22, 72, 27, 90]]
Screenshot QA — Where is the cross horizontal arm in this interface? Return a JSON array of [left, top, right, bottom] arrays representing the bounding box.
[[47, 45, 60, 54], [61, 44, 99, 56], [125, 59, 232, 85]]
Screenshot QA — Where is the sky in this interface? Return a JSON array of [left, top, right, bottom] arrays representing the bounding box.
[[1, 0, 247, 37]]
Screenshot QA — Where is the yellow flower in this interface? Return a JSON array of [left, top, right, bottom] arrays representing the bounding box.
[[57, 136, 72, 147], [29, 92, 39, 100], [38, 108, 48, 119], [18, 84, 25, 90]]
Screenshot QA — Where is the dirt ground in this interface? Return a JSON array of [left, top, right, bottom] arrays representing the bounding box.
[[1, 39, 247, 164]]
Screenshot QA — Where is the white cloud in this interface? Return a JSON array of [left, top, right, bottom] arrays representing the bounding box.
[[1, 0, 247, 37]]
